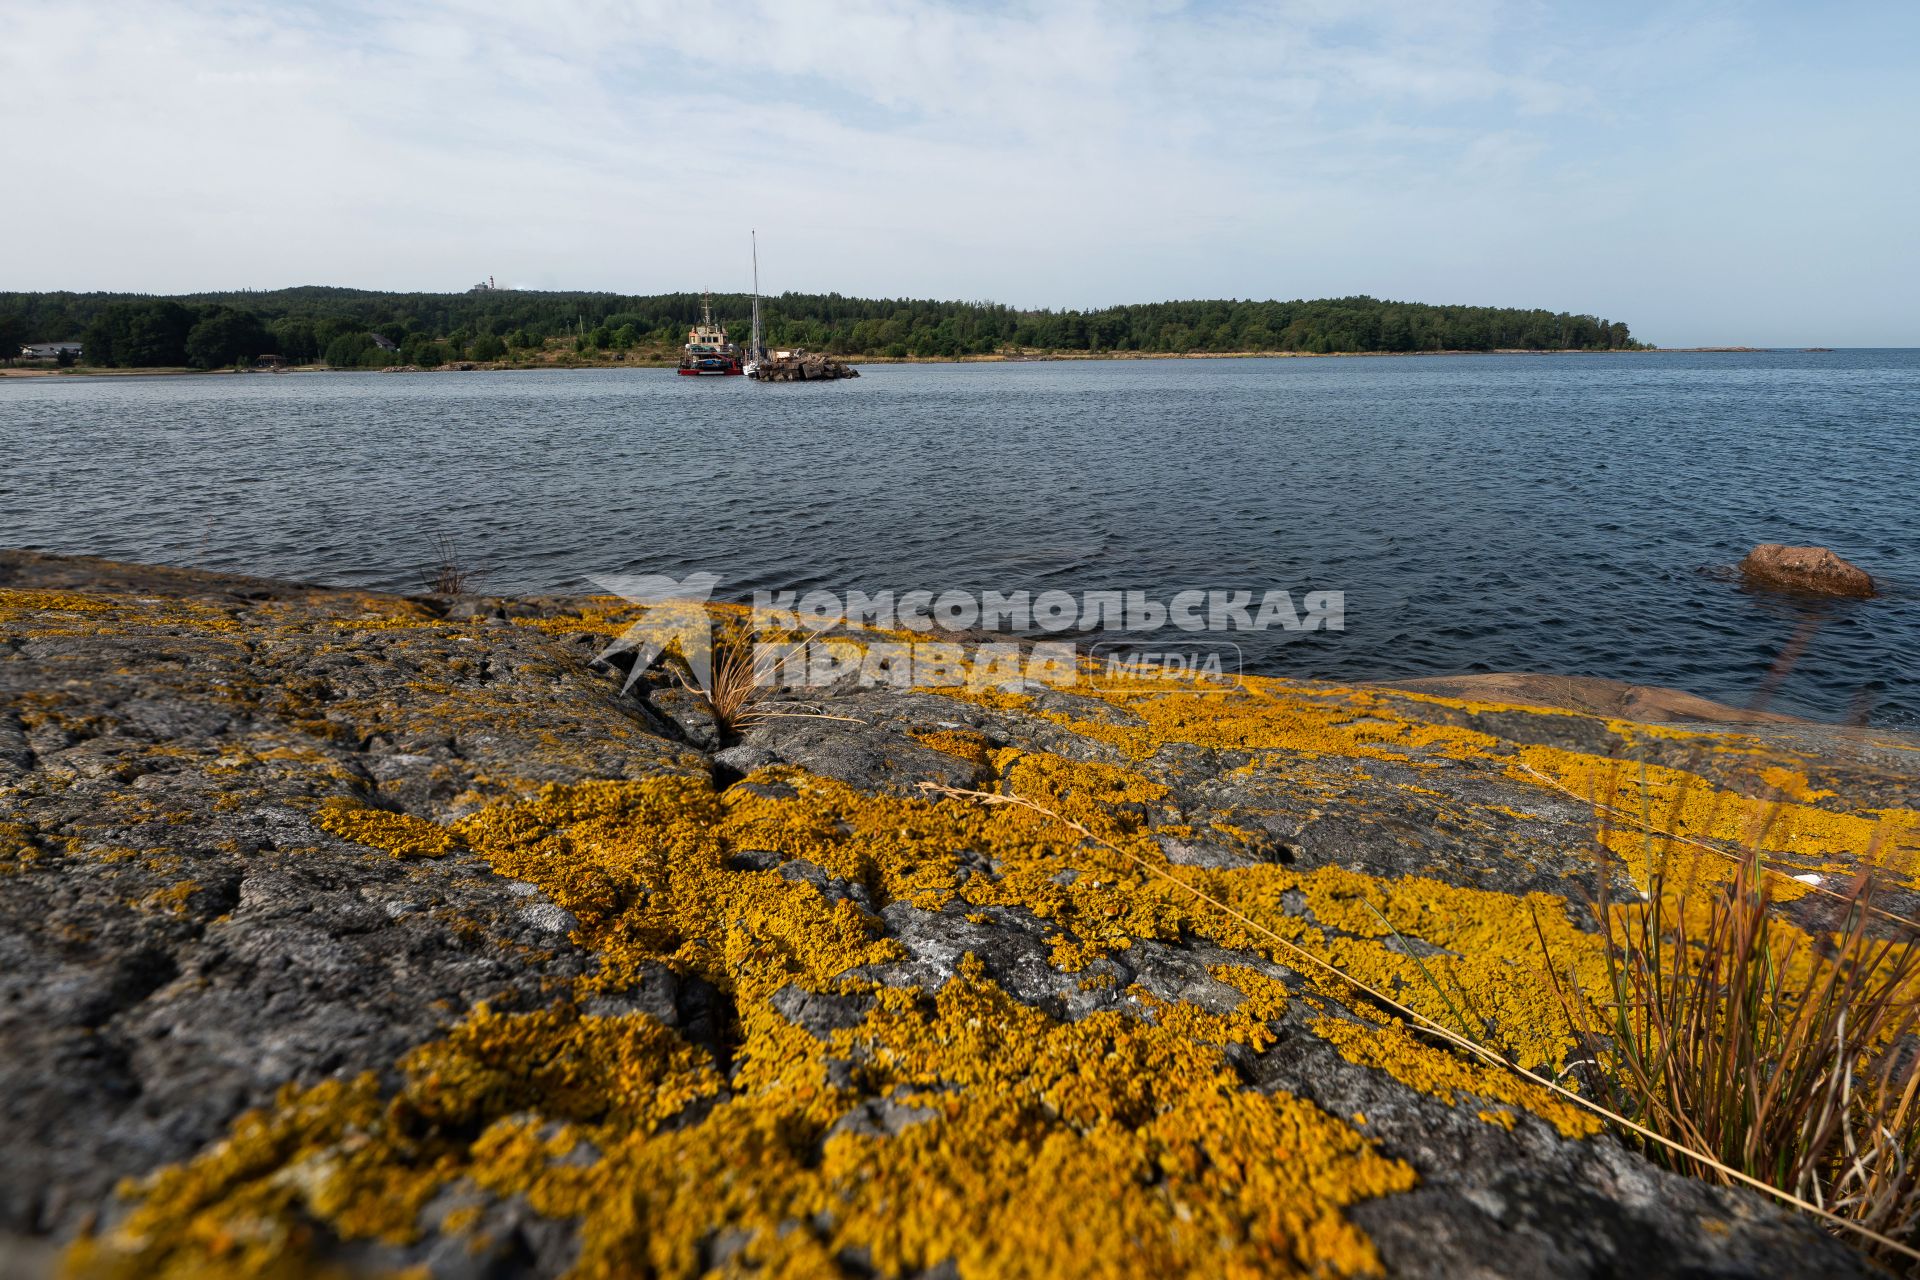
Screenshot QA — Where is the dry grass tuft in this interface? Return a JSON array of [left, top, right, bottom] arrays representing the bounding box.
[[686, 627, 775, 740], [673, 623, 846, 743], [421, 533, 479, 596], [1541, 833, 1920, 1260]]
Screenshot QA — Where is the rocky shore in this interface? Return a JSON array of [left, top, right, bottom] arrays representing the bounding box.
[[2, 551, 1914, 1278]]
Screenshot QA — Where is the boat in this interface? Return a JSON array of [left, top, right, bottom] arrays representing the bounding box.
[[678, 292, 742, 375], [741, 237, 859, 383], [744, 232, 768, 378]]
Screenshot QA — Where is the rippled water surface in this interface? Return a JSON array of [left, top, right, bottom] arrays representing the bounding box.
[[3, 352, 1916, 725]]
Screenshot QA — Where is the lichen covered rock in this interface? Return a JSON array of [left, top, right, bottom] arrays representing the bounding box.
[[1, 551, 1909, 1278]]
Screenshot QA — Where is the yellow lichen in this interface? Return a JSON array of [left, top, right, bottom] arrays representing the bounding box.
[[1309, 1017, 1599, 1139], [54, 608, 1913, 1279], [0, 588, 114, 618], [315, 801, 463, 859], [136, 881, 200, 917], [1515, 743, 1920, 891], [75, 771, 1433, 1278], [908, 727, 994, 774]]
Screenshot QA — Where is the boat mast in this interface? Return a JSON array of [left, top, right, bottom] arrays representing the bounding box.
[[750, 231, 765, 362]]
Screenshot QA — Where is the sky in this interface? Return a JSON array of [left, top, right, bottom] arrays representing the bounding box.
[[3, 1, 1916, 346]]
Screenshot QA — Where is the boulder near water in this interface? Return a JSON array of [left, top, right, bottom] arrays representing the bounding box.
[[1738, 543, 1877, 598]]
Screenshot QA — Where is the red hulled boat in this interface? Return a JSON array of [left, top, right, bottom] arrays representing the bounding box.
[[678, 292, 742, 375]]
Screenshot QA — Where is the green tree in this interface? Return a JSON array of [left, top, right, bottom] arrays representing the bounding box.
[[185, 308, 273, 369], [404, 339, 448, 369], [314, 316, 359, 346], [0, 312, 24, 364], [323, 333, 374, 368], [6, 286, 1644, 365], [270, 317, 319, 363], [83, 301, 196, 367], [471, 333, 507, 360]]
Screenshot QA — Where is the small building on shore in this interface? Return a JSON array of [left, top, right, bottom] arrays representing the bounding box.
[[20, 342, 83, 360]]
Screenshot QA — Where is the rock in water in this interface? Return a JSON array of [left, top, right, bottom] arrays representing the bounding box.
[[1739, 543, 1877, 598], [754, 353, 858, 381]]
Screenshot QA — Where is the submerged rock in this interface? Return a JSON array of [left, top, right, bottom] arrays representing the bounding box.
[[1739, 543, 1877, 598], [0, 550, 1909, 1278]]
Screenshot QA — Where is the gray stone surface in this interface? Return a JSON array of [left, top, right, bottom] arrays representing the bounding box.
[[1, 551, 1905, 1278]]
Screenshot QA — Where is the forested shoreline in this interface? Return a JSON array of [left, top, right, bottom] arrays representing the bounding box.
[[1, 286, 1645, 369]]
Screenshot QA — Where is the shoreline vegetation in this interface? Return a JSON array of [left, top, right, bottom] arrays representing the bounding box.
[[0, 344, 1811, 378], [3, 286, 1650, 375]]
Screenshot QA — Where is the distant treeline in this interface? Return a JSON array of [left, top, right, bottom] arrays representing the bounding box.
[[0, 286, 1644, 368]]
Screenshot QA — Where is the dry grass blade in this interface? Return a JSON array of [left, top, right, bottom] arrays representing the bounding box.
[[685, 628, 772, 739], [918, 779, 1920, 1265], [421, 533, 478, 596], [1538, 813, 1920, 1265], [1515, 759, 1919, 932], [1358, 897, 1495, 1046], [676, 625, 849, 741]]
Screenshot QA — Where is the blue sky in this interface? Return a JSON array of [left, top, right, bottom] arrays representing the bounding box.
[[3, 1, 1915, 345]]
